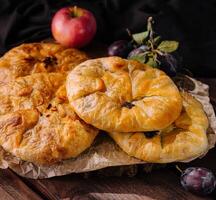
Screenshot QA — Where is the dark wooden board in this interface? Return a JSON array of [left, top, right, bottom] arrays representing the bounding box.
[[22, 168, 214, 200], [0, 169, 42, 200]]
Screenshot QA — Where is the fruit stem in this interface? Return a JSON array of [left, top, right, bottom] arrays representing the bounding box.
[[126, 28, 138, 48], [154, 49, 164, 56], [126, 28, 132, 37], [147, 17, 154, 42], [74, 6, 77, 17], [176, 165, 183, 174], [69, 6, 78, 18]]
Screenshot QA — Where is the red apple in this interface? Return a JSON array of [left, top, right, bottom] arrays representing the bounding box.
[[51, 6, 97, 48]]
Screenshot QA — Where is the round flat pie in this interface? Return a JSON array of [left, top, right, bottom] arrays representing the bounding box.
[[0, 42, 88, 84], [109, 92, 209, 163], [0, 73, 98, 165], [66, 57, 182, 132]]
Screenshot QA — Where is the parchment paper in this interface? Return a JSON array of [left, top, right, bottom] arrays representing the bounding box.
[[0, 76, 215, 179]]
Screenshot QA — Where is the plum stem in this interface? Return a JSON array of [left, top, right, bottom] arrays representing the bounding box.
[[154, 49, 164, 56], [147, 17, 154, 43], [126, 28, 133, 38], [176, 165, 183, 174]]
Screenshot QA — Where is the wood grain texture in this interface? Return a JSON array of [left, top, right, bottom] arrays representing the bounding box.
[[0, 169, 42, 200], [24, 168, 213, 200]]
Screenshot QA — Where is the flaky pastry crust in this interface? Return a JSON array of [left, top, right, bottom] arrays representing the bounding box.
[[66, 57, 182, 132], [0, 73, 98, 165], [109, 92, 209, 163], [0, 43, 88, 83]]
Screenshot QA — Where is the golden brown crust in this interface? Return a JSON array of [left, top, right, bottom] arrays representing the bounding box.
[[66, 57, 182, 132], [0, 43, 88, 83], [0, 73, 98, 165], [109, 92, 209, 163], [0, 43, 97, 165]]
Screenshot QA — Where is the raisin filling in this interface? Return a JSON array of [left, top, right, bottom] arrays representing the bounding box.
[[43, 56, 57, 67], [144, 131, 158, 138], [121, 102, 135, 109], [47, 103, 52, 109]]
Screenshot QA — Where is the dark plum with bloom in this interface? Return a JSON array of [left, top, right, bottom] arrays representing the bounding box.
[[108, 40, 132, 58], [127, 45, 149, 58], [181, 167, 216, 196], [157, 53, 180, 76]]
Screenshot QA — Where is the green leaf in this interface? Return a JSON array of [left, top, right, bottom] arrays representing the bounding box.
[[128, 54, 147, 63], [132, 31, 149, 45], [146, 57, 159, 68], [157, 40, 179, 53]]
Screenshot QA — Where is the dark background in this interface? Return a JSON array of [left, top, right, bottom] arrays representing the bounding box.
[[0, 0, 216, 77]]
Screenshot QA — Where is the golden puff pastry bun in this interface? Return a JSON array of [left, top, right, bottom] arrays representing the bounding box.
[[66, 57, 182, 132], [0, 73, 98, 165], [0, 42, 88, 84], [109, 92, 209, 163]]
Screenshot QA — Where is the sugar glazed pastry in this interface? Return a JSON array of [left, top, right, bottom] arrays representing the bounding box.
[[109, 92, 209, 163], [0, 73, 98, 165], [66, 57, 182, 132], [0, 43, 88, 83]]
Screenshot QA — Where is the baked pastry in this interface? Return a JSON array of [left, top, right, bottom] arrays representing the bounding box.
[[0, 73, 98, 165], [66, 57, 182, 132], [109, 92, 209, 163], [0, 43, 88, 84]]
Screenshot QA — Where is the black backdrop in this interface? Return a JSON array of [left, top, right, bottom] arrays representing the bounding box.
[[0, 0, 216, 77]]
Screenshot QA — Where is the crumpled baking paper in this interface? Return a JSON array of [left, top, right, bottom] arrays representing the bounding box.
[[0, 76, 215, 179]]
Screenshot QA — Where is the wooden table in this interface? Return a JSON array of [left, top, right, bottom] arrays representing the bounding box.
[[0, 44, 216, 200]]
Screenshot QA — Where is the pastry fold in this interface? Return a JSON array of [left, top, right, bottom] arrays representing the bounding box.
[[0, 73, 98, 165], [67, 57, 182, 132], [109, 92, 209, 163]]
